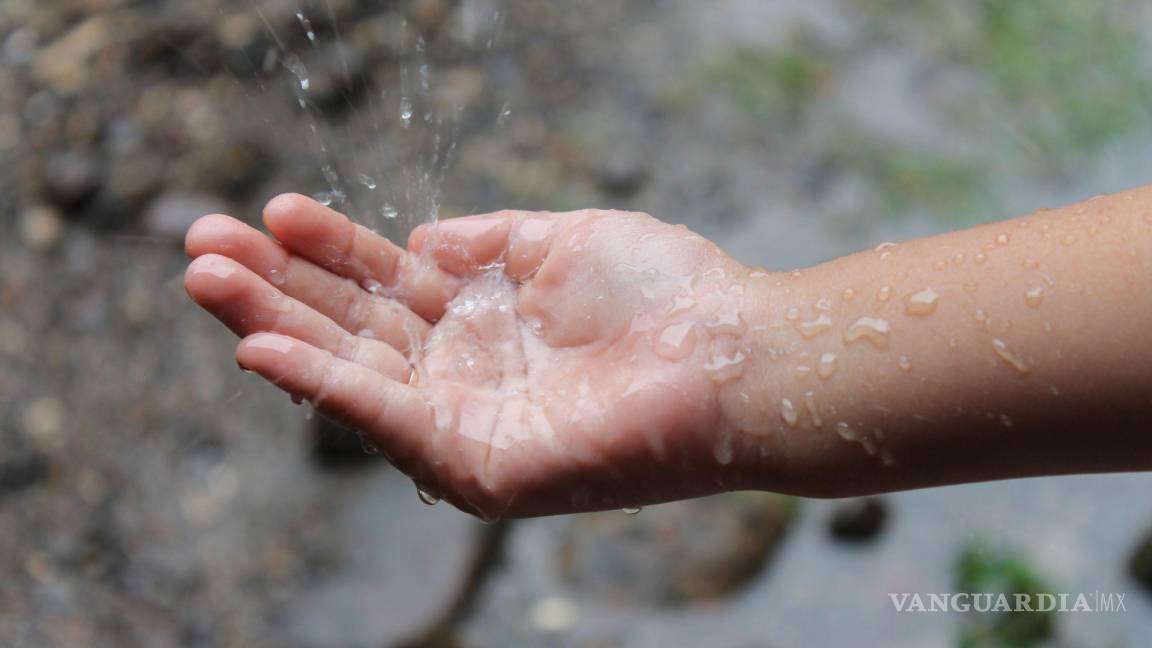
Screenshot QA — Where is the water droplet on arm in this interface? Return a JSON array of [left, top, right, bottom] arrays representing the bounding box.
[[797, 314, 833, 338], [904, 288, 939, 316], [654, 322, 697, 361], [843, 317, 891, 348], [781, 398, 799, 428], [1025, 286, 1044, 308], [991, 338, 1031, 375], [816, 352, 837, 379]]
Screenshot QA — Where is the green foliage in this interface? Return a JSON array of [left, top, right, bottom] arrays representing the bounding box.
[[965, 1, 1152, 159], [709, 47, 831, 126], [953, 540, 1057, 648]]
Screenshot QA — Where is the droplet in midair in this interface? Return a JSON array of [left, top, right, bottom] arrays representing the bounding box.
[[496, 101, 512, 125], [843, 316, 891, 348], [991, 338, 1031, 375], [358, 173, 377, 189], [283, 53, 310, 91], [1025, 286, 1045, 308], [399, 98, 413, 126], [296, 11, 316, 41], [381, 203, 399, 219], [905, 288, 939, 316]]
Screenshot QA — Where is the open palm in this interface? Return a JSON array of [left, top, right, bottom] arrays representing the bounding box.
[[186, 195, 752, 518]]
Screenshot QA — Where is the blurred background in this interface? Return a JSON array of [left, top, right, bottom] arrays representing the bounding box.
[[3, 0, 1152, 645]]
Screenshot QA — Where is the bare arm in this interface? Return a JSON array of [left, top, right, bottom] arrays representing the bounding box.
[[729, 185, 1152, 497]]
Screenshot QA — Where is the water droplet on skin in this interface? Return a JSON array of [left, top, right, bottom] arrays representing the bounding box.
[[974, 309, 988, 323], [793, 365, 812, 380], [905, 288, 939, 316], [816, 352, 837, 379], [995, 233, 1010, 246], [797, 314, 833, 338], [416, 486, 440, 505], [1025, 286, 1045, 308], [654, 322, 697, 361], [312, 192, 333, 206], [933, 260, 946, 271], [991, 338, 1031, 375], [1049, 385, 1060, 396], [267, 268, 287, 286], [399, 98, 413, 126], [953, 253, 966, 265], [360, 436, 380, 455], [781, 398, 799, 427], [974, 252, 987, 265], [898, 355, 913, 372], [622, 507, 642, 515], [704, 350, 746, 383], [804, 391, 823, 427], [1062, 234, 1076, 245], [836, 421, 859, 441], [843, 317, 891, 348], [1043, 321, 1053, 335], [784, 307, 800, 321], [962, 281, 978, 293], [1023, 258, 1040, 269], [841, 288, 856, 301], [714, 429, 733, 465], [291, 394, 304, 405], [362, 278, 384, 295], [999, 414, 1014, 429], [814, 297, 833, 311], [877, 286, 892, 302]]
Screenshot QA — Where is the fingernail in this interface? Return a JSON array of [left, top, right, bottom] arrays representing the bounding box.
[[245, 335, 294, 354]]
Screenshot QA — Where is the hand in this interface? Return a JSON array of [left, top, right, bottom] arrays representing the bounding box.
[[185, 195, 765, 519]]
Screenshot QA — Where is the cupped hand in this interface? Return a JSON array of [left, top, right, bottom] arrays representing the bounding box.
[[185, 195, 762, 519]]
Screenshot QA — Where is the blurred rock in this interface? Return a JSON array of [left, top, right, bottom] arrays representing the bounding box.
[[0, 449, 50, 497], [597, 151, 649, 198], [20, 205, 64, 250], [828, 497, 888, 542], [310, 416, 385, 471], [21, 396, 65, 451], [288, 469, 478, 646], [143, 192, 229, 242], [557, 493, 796, 607], [41, 150, 101, 211]]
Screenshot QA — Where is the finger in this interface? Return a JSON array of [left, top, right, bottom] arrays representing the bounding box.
[[186, 213, 430, 352], [262, 194, 460, 321], [237, 333, 432, 471], [408, 210, 560, 281], [187, 255, 412, 379]]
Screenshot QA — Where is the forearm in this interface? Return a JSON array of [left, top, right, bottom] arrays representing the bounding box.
[[727, 185, 1152, 497]]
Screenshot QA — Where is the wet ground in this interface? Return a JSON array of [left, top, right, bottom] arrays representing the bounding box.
[[4, 0, 1152, 645]]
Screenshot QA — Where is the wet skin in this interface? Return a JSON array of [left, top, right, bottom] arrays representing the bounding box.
[[187, 189, 1152, 519], [185, 195, 765, 519]]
